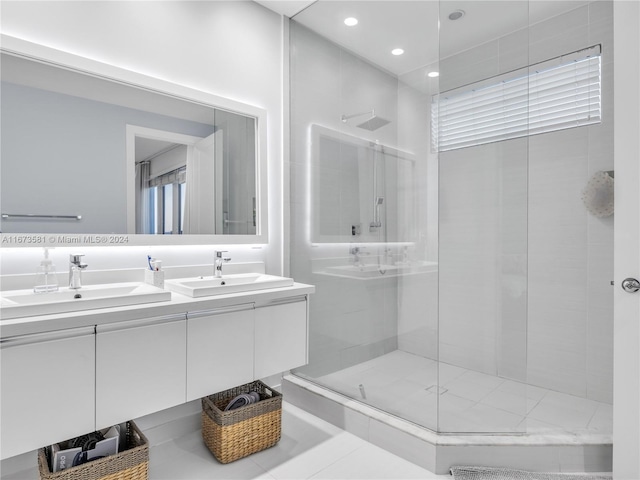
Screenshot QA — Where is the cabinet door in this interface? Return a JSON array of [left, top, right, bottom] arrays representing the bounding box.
[[255, 296, 308, 379], [1, 328, 95, 459], [186, 305, 254, 401], [95, 315, 186, 429]]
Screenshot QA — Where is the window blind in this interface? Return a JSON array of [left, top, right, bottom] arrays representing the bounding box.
[[432, 45, 601, 152]]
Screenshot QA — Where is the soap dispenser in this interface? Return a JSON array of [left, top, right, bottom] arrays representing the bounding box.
[[34, 247, 59, 293]]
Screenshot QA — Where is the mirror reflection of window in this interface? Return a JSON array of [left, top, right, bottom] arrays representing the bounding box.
[[135, 136, 189, 235], [143, 168, 187, 235], [150, 187, 158, 234], [163, 184, 173, 234]]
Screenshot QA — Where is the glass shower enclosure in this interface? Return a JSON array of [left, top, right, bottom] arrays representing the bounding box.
[[290, 0, 613, 438]]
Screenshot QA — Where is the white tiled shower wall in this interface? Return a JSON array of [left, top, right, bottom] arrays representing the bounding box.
[[528, 1, 614, 404], [396, 1, 614, 403]]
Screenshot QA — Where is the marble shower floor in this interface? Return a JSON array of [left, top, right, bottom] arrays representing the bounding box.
[[314, 350, 612, 436]]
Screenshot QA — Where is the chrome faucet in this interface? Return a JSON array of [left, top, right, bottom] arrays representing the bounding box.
[[350, 246, 369, 266], [214, 250, 231, 278], [69, 253, 87, 289]]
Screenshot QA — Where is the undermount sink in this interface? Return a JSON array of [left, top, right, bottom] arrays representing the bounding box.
[[165, 273, 294, 297], [0, 282, 171, 320], [324, 261, 438, 279], [325, 264, 400, 278]]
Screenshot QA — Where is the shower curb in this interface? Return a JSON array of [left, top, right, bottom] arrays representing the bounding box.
[[282, 375, 612, 475]]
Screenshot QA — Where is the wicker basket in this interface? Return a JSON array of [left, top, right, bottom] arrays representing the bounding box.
[[37, 421, 148, 480], [201, 380, 282, 464]]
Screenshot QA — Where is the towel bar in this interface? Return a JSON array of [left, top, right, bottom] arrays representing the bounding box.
[[1, 213, 82, 220]]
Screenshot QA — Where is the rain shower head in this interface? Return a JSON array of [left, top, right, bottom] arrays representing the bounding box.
[[341, 109, 391, 131], [356, 114, 391, 131]]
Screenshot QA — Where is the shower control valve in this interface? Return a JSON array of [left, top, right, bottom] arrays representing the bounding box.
[[350, 246, 369, 266]]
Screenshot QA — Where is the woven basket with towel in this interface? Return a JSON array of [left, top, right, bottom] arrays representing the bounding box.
[[37, 421, 148, 480], [201, 380, 282, 464]]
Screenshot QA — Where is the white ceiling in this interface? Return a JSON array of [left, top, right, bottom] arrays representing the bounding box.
[[256, 0, 590, 76], [254, 0, 315, 18], [135, 138, 179, 163], [293, 1, 440, 75]]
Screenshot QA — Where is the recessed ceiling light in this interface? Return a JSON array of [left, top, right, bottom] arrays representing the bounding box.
[[427, 71, 440, 78], [391, 48, 404, 56], [344, 17, 358, 26], [448, 9, 465, 21]]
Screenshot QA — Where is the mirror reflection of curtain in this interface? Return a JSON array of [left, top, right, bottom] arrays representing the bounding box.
[[135, 161, 151, 234]]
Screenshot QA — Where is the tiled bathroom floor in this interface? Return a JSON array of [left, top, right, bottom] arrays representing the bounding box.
[[0, 403, 450, 480], [149, 403, 450, 480], [315, 350, 612, 435]]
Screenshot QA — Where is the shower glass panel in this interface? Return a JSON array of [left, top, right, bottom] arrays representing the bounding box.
[[290, 1, 441, 431], [436, 1, 529, 433]]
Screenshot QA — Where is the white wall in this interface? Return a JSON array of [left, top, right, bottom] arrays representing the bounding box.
[[0, 1, 283, 274]]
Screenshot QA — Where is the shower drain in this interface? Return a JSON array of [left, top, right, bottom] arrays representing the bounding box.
[[425, 385, 448, 395], [358, 384, 367, 399]]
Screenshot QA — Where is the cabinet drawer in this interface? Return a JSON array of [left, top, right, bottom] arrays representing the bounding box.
[[255, 297, 308, 379], [186, 306, 254, 401], [95, 316, 186, 429], [1, 328, 95, 459]]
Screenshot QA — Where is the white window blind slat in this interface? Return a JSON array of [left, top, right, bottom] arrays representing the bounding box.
[[440, 86, 529, 113], [432, 46, 601, 152], [440, 114, 530, 139], [440, 97, 600, 136]]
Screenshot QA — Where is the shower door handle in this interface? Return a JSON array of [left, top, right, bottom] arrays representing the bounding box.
[[621, 277, 640, 293]]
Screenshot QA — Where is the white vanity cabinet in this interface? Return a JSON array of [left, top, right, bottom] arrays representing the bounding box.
[[186, 295, 310, 400], [0, 282, 313, 460], [0, 327, 96, 460], [255, 296, 308, 379], [186, 304, 255, 401], [95, 314, 187, 429]]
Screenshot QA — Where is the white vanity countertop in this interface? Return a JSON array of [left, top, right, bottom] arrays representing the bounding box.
[[0, 282, 315, 338]]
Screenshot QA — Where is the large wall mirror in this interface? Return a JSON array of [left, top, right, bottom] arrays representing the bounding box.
[[310, 125, 416, 244], [0, 35, 267, 246]]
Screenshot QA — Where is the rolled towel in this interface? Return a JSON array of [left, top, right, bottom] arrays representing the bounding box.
[[248, 391, 261, 403], [224, 394, 253, 411]]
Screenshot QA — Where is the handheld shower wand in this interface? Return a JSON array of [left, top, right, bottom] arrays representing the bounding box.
[[370, 196, 384, 230]]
